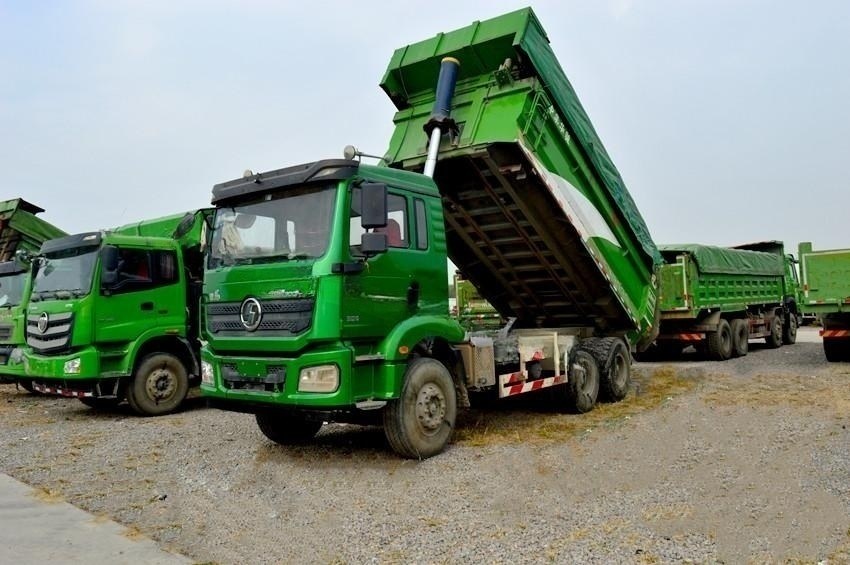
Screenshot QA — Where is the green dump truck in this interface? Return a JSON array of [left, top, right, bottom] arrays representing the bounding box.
[[0, 199, 66, 385], [199, 8, 660, 458], [798, 242, 850, 361], [24, 210, 209, 415], [651, 241, 798, 360]]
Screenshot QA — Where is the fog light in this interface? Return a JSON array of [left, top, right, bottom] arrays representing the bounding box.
[[64, 358, 81, 375], [201, 361, 214, 385], [298, 365, 339, 393]]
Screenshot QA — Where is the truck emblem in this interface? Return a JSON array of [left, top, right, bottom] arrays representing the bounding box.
[[240, 298, 263, 331], [37, 312, 49, 334]]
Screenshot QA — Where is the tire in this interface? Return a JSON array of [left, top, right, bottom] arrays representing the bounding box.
[[764, 316, 783, 349], [823, 339, 848, 362], [581, 337, 631, 402], [560, 348, 600, 413], [783, 313, 797, 345], [730, 319, 749, 358], [383, 357, 457, 459], [79, 397, 122, 411], [706, 319, 733, 361], [256, 411, 323, 445], [18, 380, 37, 394], [126, 353, 190, 416]]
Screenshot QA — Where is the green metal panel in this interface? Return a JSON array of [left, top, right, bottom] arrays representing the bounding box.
[[0, 198, 66, 261], [798, 242, 850, 315], [380, 8, 658, 345], [659, 244, 784, 276]]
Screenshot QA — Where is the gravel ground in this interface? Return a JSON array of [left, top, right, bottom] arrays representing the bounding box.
[[2, 327, 850, 564]]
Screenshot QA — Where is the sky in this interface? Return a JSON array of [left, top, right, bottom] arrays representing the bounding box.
[[1, 0, 849, 254]]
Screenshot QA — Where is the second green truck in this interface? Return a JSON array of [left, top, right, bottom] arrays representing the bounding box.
[[24, 210, 209, 415]]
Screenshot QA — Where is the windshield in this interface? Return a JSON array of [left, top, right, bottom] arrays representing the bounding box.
[[208, 185, 337, 268], [32, 248, 98, 298], [0, 272, 27, 307]]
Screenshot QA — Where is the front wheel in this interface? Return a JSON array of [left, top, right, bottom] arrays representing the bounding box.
[[79, 397, 122, 411], [783, 314, 797, 345], [256, 411, 323, 445], [383, 357, 457, 459], [126, 353, 189, 416], [765, 316, 783, 349]]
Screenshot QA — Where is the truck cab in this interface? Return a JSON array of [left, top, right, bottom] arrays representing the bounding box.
[[0, 258, 34, 382], [200, 160, 463, 423], [25, 211, 208, 415]]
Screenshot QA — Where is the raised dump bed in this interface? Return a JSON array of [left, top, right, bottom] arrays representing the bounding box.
[[380, 7, 660, 348], [0, 199, 65, 261]]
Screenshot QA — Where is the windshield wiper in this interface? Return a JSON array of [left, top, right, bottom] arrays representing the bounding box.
[[247, 252, 313, 265], [55, 289, 87, 299]]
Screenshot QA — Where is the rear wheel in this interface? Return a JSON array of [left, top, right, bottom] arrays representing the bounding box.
[[783, 314, 797, 345], [384, 357, 457, 459], [585, 337, 631, 402], [765, 316, 783, 349], [730, 319, 749, 358], [126, 353, 189, 416], [256, 411, 323, 444], [706, 319, 733, 360], [561, 349, 600, 413], [823, 339, 849, 362]]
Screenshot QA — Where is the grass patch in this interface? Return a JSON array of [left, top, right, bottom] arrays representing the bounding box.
[[703, 373, 850, 414], [455, 366, 699, 447]]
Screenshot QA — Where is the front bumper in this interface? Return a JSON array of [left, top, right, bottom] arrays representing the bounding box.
[[25, 346, 104, 380], [200, 344, 357, 411]]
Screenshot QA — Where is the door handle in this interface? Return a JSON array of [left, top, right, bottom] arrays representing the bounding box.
[[140, 302, 154, 311]]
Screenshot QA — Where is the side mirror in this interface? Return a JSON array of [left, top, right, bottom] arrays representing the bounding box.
[[101, 245, 120, 288], [361, 232, 388, 256], [360, 183, 388, 229], [173, 212, 197, 239]]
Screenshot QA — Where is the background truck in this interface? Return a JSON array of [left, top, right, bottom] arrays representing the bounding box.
[[0, 198, 66, 386], [199, 7, 661, 458], [24, 210, 209, 415], [453, 273, 502, 331], [649, 241, 798, 360], [797, 242, 850, 361]]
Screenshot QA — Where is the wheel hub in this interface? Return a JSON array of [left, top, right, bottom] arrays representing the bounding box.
[[146, 368, 176, 401], [415, 383, 446, 433]]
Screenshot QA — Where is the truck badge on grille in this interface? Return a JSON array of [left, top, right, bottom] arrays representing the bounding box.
[[37, 312, 50, 334], [239, 298, 263, 332]]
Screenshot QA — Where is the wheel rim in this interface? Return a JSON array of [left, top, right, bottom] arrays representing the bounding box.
[[145, 366, 177, 403], [576, 359, 595, 395], [611, 353, 628, 388], [415, 382, 447, 435]]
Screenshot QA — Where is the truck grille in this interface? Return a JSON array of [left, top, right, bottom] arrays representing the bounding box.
[[27, 311, 74, 353], [206, 299, 314, 336], [0, 323, 12, 342]]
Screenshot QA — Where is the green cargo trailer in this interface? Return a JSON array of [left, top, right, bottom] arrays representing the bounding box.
[[200, 8, 659, 458], [798, 242, 850, 361], [651, 242, 798, 360], [0, 199, 66, 384]]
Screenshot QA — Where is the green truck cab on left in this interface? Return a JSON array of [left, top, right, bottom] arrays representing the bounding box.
[[0, 258, 35, 383], [0, 198, 66, 386], [24, 210, 210, 415]]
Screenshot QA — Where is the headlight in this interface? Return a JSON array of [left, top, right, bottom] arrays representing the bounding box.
[[201, 361, 214, 385], [298, 364, 339, 393], [64, 358, 81, 375]]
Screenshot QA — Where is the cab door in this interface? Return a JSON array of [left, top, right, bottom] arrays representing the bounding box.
[[95, 247, 184, 345]]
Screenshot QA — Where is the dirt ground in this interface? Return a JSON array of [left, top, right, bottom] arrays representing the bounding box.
[[2, 327, 849, 564]]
